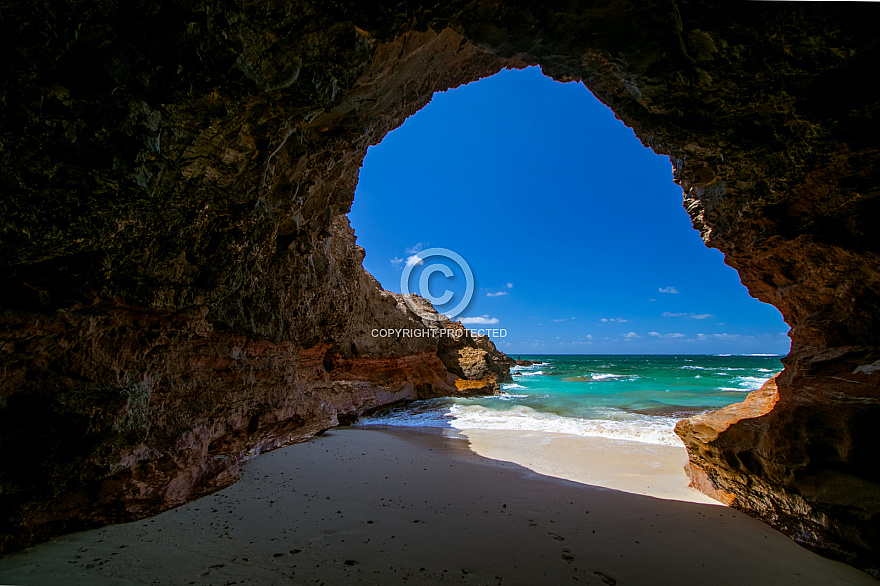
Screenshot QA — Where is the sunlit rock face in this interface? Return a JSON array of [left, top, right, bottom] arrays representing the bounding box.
[[1, 0, 878, 572]]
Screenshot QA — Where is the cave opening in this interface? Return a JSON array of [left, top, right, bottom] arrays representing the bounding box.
[[350, 66, 790, 357], [348, 65, 791, 450]]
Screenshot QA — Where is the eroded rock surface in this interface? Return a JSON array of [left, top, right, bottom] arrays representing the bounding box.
[[676, 378, 781, 506], [0, 212, 512, 551], [1, 0, 878, 573]]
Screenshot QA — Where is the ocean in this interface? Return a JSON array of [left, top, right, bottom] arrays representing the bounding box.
[[355, 354, 783, 446]]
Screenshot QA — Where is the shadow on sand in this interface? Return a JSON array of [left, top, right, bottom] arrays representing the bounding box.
[[0, 427, 873, 585]]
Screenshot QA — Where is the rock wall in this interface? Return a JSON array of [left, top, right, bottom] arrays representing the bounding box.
[[0, 210, 512, 551], [1, 0, 878, 573]]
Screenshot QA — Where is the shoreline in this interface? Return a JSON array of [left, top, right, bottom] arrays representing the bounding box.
[[360, 424, 712, 502], [0, 427, 872, 585]]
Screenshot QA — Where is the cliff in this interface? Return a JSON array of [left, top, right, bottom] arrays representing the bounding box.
[[1, 0, 878, 574]]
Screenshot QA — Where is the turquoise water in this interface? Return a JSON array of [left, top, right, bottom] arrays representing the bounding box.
[[356, 354, 782, 445]]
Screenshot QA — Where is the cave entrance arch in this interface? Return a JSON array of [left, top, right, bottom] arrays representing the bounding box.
[[348, 63, 791, 460], [2, 1, 877, 575], [336, 24, 879, 568], [351, 66, 790, 355]]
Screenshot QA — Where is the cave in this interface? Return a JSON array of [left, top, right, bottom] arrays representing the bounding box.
[[1, 0, 878, 577]]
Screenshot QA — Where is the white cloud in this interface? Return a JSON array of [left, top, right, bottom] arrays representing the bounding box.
[[486, 291, 508, 297], [663, 311, 715, 320], [458, 315, 499, 325], [553, 318, 567, 322], [623, 331, 641, 339], [391, 257, 404, 267], [649, 331, 685, 338], [600, 317, 628, 323], [506, 282, 514, 288], [404, 254, 423, 268], [405, 242, 427, 254], [659, 286, 679, 294]]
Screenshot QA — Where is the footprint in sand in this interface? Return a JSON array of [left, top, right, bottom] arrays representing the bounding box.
[[199, 563, 225, 577]]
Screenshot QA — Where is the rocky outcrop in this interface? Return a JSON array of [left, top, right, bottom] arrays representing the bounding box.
[[0, 213, 511, 552], [676, 378, 781, 506], [1, 0, 879, 574], [678, 362, 880, 575], [398, 294, 515, 390]]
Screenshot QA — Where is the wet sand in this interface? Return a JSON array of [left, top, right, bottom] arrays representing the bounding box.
[[0, 427, 873, 585]]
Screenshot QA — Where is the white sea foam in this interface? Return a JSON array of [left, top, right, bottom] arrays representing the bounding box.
[[589, 373, 639, 381], [516, 370, 544, 376], [510, 362, 550, 372], [735, 375, 773, 390], [716, 374, 775, 392], [356, 408, 453, 428], [493, 393, 529, 401], [357, 403, 683, 446], [445, 405, 682, 446], [502, 383, 527, 391], [680, 365, 708, 370]]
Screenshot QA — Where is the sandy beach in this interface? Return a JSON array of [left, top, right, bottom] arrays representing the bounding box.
[[459, 429, 718, 503], [0, 427, 873, 585]]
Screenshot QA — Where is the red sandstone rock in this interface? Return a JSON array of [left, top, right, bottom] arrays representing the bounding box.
[[676, 378, 781, 505]]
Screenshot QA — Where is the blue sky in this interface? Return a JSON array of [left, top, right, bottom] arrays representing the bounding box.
[[350, 66, 790, 355]]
